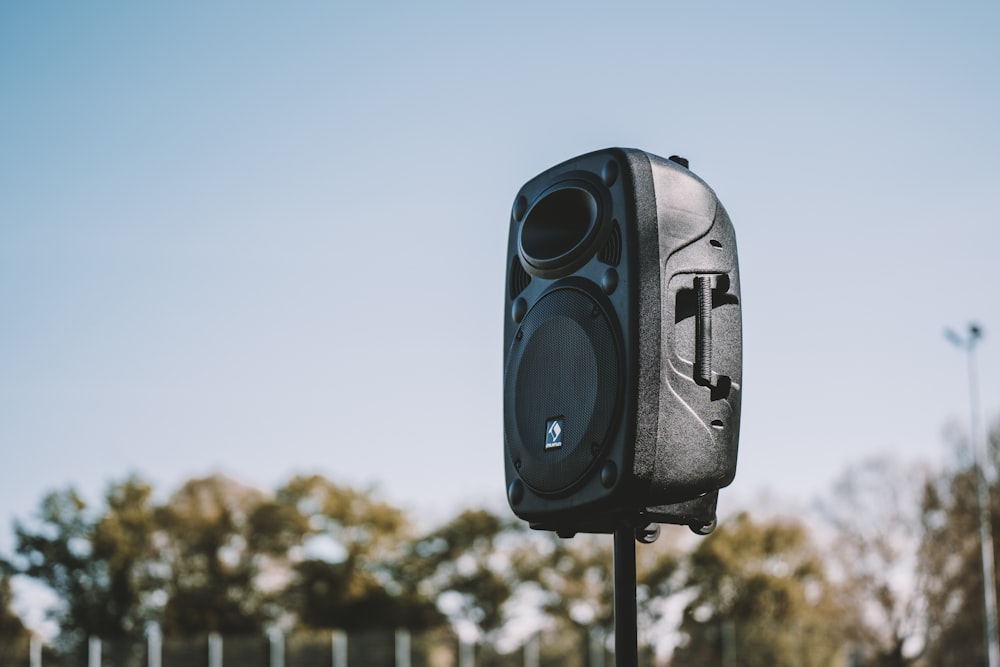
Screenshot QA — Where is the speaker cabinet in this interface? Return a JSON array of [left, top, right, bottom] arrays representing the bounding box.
[[503, 148, 742, 534]]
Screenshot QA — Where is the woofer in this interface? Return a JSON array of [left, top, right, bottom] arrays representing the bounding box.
[[503, 286, 621, 495]]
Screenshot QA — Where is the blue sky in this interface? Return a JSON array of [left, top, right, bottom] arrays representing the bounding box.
[[2, 0, 999, 578]]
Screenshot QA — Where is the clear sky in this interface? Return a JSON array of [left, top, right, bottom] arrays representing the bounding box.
[[2, 0, 999, 566]]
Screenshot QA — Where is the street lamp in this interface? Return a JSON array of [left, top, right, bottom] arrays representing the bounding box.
[[945, 323, 999, 667]]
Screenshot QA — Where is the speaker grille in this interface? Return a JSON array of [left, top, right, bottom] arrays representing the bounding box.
[[504, 287, 621, 494], [598, 220, 622, 266]]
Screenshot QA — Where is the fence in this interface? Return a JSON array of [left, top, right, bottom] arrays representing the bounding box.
[[0, 628, 657, 667]]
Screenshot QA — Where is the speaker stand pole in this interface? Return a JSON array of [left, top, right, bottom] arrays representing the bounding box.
[[613, 525, 638, 667]]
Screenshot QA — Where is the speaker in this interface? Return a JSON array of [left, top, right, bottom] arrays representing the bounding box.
[[503, 148, 742, 535]]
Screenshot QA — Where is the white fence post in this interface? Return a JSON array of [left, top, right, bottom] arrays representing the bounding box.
[[458, 637, 475, 667], [88, 636, 101, 667], [589, 627, 605, 667], [721, 620, 736, 667], [269, 629, 285, 667], [147, 624, 162, 667], [208, 632, 223, 667], [332, 630, 348, 667], [524, 633, 539, 667], [395, 628, 411, 667], [29, 635, 41, 667]]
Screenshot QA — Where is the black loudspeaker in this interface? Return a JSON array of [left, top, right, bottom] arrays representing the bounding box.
[[503, 148, 742, 535]]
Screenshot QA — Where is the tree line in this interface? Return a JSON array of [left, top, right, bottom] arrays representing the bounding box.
[[1, 420, 999, 666]]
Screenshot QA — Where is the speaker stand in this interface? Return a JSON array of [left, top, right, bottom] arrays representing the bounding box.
[[613, 525, 638, 667]]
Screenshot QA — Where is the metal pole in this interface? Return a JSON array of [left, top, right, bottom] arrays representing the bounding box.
[[613, 526, 638, 667], [970, 333, 1000, 667], [947, 324, 1000, 667]]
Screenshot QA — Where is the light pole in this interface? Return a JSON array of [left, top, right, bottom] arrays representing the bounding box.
[[946, 323, 999, 667]]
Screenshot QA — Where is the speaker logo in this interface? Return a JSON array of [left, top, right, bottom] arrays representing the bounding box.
[[545, 417, 564, 450]]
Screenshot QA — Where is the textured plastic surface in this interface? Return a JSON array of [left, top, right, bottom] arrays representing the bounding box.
[[503, 148, 742, 534]]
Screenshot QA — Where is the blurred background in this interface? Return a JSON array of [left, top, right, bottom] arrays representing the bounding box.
[[1, 2, 998, 665]]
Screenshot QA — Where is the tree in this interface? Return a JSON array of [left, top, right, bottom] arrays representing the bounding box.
[[12, 477, 160, 648], [636, 531, 684, 661], [90, 476, 163, 637], [10, 471, 449, 643], [13, 486, 92, 647], [537, 533, 613, 634], [157, 474, 275, 636], [672, 512, 844, 667], [0, 573, 29, 640], [820, 456, 927, 667], [277, 474, 440, 631], [402, 508, 523, 641], [513, 529, 636, 662], [918, 418, 1000, 667], [0, 570, 31, 667]]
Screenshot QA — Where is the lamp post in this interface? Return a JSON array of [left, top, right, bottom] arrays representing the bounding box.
[[945, 323, 999, 667]]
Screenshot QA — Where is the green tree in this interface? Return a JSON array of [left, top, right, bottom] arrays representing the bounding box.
[[157, 474, 275, 636], [672, 512, 844, 667], [636, 531, 684, 661], [538, 533, 613, 633], [277, 474, 440, 631], [402, 508, 522, 641], [0, 573, 29, 640], [12, 477, 159, 647], [90, 477, 163, 636], [918, 418, 1000, 667], [821, 457, 927, 667], [516, 530, 620, 661], [14, 486, 93, 646], [0, 571, 31, 667]]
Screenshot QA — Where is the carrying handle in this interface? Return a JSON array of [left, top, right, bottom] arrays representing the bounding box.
[[695, 275, 714, 386]]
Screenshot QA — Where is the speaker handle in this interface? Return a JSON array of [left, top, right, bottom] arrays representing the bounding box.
[[695, 275, 714, 387]]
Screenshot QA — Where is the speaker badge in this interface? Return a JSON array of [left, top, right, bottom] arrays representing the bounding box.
[[545, 417, 564, 450]]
